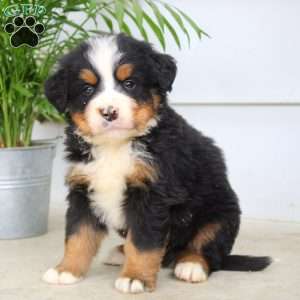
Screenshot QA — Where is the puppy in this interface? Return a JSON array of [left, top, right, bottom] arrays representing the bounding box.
[[43, 33, 271, 293]]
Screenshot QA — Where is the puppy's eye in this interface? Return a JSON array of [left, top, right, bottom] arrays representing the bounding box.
[[83, 85, 94, 95], [123, 79, 136, 90]]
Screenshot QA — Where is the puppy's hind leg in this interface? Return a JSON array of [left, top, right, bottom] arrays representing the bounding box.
[[174, 223, 223, 283]]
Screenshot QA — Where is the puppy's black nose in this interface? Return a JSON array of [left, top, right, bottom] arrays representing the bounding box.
[[99, 106, 119, 122]]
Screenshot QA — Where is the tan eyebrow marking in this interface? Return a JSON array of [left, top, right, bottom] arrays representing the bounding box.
[[115, 63, 134, 81], [79, 69, 97, 85]]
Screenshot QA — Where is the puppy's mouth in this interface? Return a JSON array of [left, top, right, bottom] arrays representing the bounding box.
[[101, 120, 134, 131]]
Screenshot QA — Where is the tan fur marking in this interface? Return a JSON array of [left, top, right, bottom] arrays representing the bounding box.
[[120, 232, 164, 291], [66, 166, 91, 187], [127, 160, 158, 187], [176, 250, 209, 274], [56, 224, 106, 277], [189, 223, 221, 251], [79, 69, 97, 85], [71, 112, 91, 135], [133, 104, 155, 131], [175, 223, 221, 275], [152, 94, 161, 110], [133, 93, 160, 131], [116, 64, 134, 81]]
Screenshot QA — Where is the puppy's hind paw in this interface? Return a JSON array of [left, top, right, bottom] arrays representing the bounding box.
[[174, 262, 208, 283], [42, 268, 82, 285]]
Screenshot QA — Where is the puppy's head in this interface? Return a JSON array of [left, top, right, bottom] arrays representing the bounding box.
[[45, 34, 177, 142]]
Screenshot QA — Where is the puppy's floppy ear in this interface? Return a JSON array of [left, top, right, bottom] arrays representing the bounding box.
[[44, 68, 68, 113], [151, 52, 177, 92]]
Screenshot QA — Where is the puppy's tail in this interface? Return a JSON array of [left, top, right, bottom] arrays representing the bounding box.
[[221, 255, 272, 272]]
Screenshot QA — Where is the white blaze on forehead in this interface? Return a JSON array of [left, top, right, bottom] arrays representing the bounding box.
[[87, 36, 121, 90], [84, 36, 136, 137], [80, 35, 158, 140]]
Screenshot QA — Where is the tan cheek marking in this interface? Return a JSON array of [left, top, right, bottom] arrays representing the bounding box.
[[57, 224, 106, 277], [127, 160, 158, 188], [65, 166, 91, 188], [79, 68, 97, 85], [116, 64, 134, 81], [133, 103, 155, 131], [133, 94, 161, 131], [120, 232, 165, 291], [71, 112, 92, 136]]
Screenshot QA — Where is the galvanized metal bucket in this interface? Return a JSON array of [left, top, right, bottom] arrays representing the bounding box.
[[0, 139, 57, 239]]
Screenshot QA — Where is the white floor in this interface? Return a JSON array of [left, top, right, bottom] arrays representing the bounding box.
[[0, 204, 299, 300]]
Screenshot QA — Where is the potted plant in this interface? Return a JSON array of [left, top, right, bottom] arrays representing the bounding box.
[[0, 0, 206, 239]]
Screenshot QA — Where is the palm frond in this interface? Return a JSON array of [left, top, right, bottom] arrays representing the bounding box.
[[0, 0, 207, 147]]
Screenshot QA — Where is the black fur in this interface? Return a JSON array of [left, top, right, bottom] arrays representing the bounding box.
[[45, 33, 271, 278], [222, 255, 272, 272], [117, 33, 177, 94], [65, 185, 107, 238], [45, 42, 96, 113], [44, 68, 68, 113]]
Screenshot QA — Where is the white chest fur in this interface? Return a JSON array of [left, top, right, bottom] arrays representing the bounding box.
[[72, 142, 136, 229]]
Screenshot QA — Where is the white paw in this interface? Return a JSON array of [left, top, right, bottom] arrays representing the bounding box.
[[174, 262, 208, 283], [104, 247, 125, 266], [115, 277, 145, 293], [42, 268, 82, 285]]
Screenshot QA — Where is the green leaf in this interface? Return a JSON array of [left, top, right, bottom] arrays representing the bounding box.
[[63, 18, 87, 34], [164, 4, 190, 46], [177, 8, 210, 38], [145, 0, 165, 32], [100, 13, 114, 33], [63, 6, 82, 13], [89, 0, 97, 11], [131, 0, 143, 28], [143, 11, 166, 50], [161, 15, 181, 49], [14, 84, 33, 98], [125, 9, 149, 42], [121, 21, 132, 36], [115, 0, 125, 28]]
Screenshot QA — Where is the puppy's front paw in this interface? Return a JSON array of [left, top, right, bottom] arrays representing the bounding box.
[[42, 268, 82, 285], [115, 277, 146, 294], [174, 262, 208, 283]]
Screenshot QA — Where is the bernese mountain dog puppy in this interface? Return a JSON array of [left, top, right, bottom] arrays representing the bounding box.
[[42, 33, 271, 293]]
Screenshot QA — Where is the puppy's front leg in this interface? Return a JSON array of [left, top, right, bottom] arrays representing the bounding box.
[[115, 231, 165, 293], [43, 188, 107, 284]]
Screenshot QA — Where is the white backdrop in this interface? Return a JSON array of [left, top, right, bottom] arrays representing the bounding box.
[[157, 0, 300, 103], [34, 1, 300, 222]]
